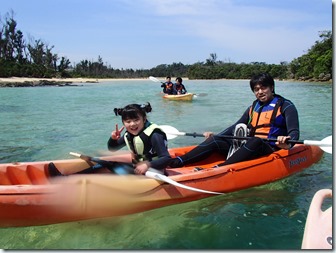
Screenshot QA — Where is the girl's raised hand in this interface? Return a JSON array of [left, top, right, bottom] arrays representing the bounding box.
[[111, 124, 125, 140]]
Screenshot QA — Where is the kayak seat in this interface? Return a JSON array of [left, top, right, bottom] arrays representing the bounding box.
[[27, 165, 51, 184], [0, 171, 12, 185], [6, 166, 33, 185]]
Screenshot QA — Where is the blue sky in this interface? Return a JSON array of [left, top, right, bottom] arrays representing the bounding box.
[[1, 0, 332, 69]]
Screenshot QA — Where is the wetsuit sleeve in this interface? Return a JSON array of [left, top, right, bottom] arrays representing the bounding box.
[[172, 84, 178, 95], [183, 85, 187, 93], [107, 136, 126, 151], [217, 107, 250, 136], [148, 132, 171, 170], [282, 100, 300, 141]]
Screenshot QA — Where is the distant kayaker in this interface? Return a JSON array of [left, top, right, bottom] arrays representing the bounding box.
[[173, 77, 187, 95], [169, 73, 300, 167], [108, 102, 171, 175], [161, 76, 174, 94]]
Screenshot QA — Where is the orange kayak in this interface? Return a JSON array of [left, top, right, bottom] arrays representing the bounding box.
[[163, 93, 194, 101], [0, 144, 323, 227]]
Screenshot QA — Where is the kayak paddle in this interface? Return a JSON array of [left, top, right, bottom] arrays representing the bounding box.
[[145, 169, 223, 195], [159, 125, 332, 154], [160, 125, 205, 139], [195, 93, 208, 97], [149, 76, 164, 84], [69, 152, 134, 175], [69, 152, 223, 195]]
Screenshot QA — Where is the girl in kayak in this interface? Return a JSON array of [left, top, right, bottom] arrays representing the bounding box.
[[173, 77, 187, 95], [108, 102, 171, 175], [48, 103, 171, 176], [169, 73, 300, 167]]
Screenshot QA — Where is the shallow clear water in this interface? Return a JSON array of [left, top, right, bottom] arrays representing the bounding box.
[[0, 79, 332, 249]]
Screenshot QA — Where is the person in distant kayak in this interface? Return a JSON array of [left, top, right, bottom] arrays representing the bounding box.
[[161, 76, 174, 94], [173, 77, 187, 95], [108, 102, 171, 175], [169, 73, 300, 168]]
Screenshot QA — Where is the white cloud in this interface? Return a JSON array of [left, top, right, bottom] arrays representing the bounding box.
[[138, 0, 330, 64]]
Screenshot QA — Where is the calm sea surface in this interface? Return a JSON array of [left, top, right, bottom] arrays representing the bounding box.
[[0, 79, 332, 249]]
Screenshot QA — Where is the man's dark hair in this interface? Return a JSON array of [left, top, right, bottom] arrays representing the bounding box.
[[249, 73, 275, 93]]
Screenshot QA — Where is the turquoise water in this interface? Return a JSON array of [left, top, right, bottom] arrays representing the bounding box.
[[0, 79, 332, 249]]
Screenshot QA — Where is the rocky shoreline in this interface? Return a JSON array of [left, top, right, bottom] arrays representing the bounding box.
[[0, 80, 81, 87]]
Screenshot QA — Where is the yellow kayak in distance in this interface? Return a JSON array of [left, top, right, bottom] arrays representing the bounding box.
[[162, 93, 194, 101]]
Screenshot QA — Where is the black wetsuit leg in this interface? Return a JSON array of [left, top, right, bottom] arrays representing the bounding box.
[[222, 137, 274, 165], [170, 135, 232, 167]]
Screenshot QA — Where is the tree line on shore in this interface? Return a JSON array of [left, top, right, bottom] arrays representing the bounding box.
[[0, 10, 332, 82]]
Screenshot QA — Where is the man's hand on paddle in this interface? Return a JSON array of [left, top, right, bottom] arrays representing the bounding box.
[[276, 136, 291, 150], [111, 124, 125, 140], [203, 132, 214, 139]]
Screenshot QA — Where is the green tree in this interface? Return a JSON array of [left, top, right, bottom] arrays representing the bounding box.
[[289, 30, 332, 80]]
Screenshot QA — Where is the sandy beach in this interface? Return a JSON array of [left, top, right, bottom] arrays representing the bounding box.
[[0, 77, 193, 87], [0, 77, 152, 83], [0, 77, 152, 87]]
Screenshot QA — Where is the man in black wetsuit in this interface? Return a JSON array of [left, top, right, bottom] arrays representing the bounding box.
[[169, 73, 300, 167], [161, 76, 174, 94]]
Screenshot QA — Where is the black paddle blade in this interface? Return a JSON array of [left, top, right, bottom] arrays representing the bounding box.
[[81, 158, 135, 175], [72, 153, 135, 175], [105, 162, 135, 175]]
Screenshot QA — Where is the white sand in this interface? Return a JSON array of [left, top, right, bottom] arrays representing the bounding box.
[[0, 77, 154, 83]]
